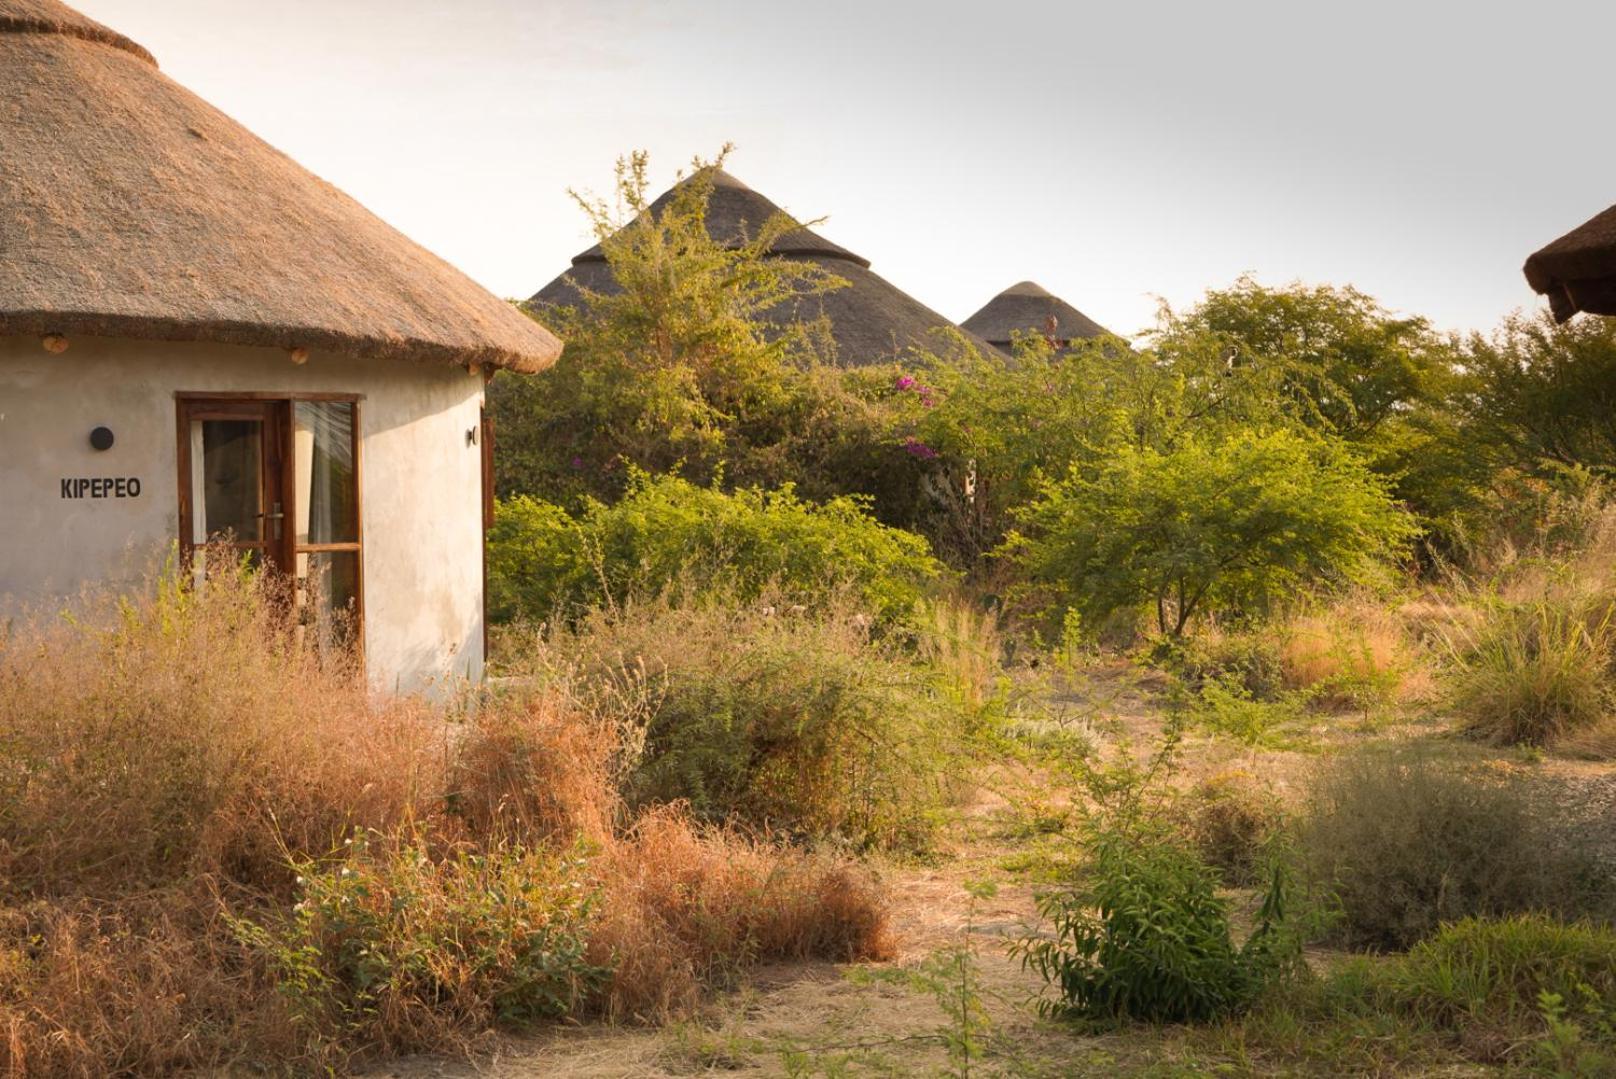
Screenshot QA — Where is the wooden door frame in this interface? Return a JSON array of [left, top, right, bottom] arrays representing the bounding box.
[[175, 392, 366, 653]]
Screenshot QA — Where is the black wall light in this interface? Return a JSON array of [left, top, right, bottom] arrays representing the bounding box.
[[89, 426, 115, 451]]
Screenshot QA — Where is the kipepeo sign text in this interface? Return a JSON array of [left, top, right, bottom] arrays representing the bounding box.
[[61, 477, 143, 499]]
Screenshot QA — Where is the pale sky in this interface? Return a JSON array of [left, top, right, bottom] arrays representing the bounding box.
[[78, 0, 1616, 339]]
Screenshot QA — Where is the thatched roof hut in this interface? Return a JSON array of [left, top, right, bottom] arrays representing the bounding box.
[[0, 0, 560, 371], [530, 168, 989, 364], [1524, 204, 1616, 321], [1, 0, 561, 695], [960, 281, 1113, 352]]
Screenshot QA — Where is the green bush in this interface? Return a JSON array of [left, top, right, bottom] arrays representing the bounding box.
[[1298, 750, 1613, 951], [487, 472, 945, 625], [233, 832, 610, 1054], [1019, 829, 1294, 1023], [505, 597, 979, 851], [1005, 429, 1417, 637]]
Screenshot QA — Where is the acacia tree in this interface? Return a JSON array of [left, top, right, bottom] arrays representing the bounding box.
[[1005, 429, 1417, 636], [1462, 311, 1616, 474], [490, 148, 854, 506]]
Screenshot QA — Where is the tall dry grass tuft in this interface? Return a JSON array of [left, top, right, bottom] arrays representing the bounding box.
[[590, 807, 894, 1022], [0, 565, 892, 1072], [0, 558, 442, 898]]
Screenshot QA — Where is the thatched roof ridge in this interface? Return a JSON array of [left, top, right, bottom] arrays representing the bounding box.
[[0, 0, 153, 65], [960, 281, 1113, 347], [572, 168, 870, 268], [0, 0, 561, 372], [1524, 204, 1616, 321], [531, 168, 994, 365]]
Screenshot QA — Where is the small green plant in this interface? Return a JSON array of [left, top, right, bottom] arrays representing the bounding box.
[[1191, 673, 1310, 753], [1016, 727, 1299, 1024], [787, 880, 1019, 1078], [1019, 832, 1295, 1024], [1534, 988, 1616, 1077]]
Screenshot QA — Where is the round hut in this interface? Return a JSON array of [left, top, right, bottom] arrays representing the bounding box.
[[960, 281, 1114, 353], [530, 168, 991, 364], [1525, 204, 1616, 321], [0, 0, 562, 693]]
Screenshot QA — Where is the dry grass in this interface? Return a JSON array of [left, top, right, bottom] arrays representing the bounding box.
[[1277, 600, 1430, 711], [0, 566, 891, 1074]]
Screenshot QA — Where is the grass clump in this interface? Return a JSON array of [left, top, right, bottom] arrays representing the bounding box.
[[1180, 769, 1284, 886], [1298, 749, 1612, 951], [1443, 589, 1616, 748]]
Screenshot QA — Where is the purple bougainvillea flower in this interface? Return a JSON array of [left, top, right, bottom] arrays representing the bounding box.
[[902, 437, 939, 459], [895, 374, 917, 391]]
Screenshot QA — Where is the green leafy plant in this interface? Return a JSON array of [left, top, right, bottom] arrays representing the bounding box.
[[1016, 727, 1299, 1024], [488, 471, 945, 625]]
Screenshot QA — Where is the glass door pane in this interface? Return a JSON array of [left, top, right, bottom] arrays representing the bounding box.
[[293, 402, 358, 544], [191, 417, 265, 565]]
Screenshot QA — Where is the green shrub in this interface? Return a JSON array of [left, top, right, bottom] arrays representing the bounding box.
[[1019, 829, 1295, 1023], [1298, 750, 1613, 951], [233, 832, 610, 1055], [1443, 591, 1616, 747], [1017, 728, 1299, 1024], [1004, 429, 1418, 637], [1170, 627, 1288, 700], [487, 472, 944, 625], [505, 596, 979, 851]]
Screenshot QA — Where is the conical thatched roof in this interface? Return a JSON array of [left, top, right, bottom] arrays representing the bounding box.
[[1524, 204, 1616, 322], [530, 169, 989, 365], [960, 281, 1112, 350], [0, 0, 560, 371]]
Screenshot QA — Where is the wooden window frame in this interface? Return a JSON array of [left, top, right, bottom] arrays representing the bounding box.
[[175, 392, 366, 653]]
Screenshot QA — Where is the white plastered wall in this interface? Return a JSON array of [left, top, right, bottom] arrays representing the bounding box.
[[0, 335, 488, 695]]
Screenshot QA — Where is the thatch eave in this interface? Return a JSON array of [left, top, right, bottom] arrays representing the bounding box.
[[0, 0, 561, 373], [1524, 203, 1616, 321]]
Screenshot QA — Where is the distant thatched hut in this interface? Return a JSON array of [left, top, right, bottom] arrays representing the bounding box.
[[0, 0, 561, 693], [530, 168, 989, 364], [960, 281, 1114, 353], [1525, 204, 1616, 320]]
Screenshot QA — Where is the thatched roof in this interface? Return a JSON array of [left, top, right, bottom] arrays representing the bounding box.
[[1524, 204, 1616, 321], [960, 281, 1113, 349], [530, 169, 990, 364], [0, 0, 560, 372]]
